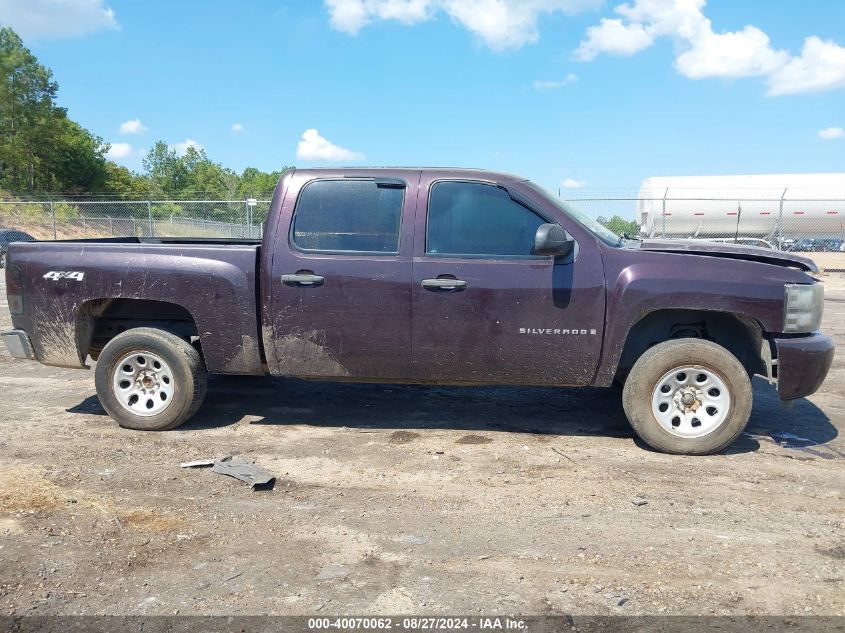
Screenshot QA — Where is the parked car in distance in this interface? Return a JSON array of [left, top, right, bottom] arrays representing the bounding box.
[[0, 229, 36, 268], [786, 238, 844, 252], [2, 168, 835, 455]]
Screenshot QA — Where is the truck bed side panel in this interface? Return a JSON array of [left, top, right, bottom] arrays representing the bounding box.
[[9, 242, 262, 374]]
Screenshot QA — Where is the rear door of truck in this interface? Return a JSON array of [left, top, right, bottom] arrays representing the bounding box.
[[266, 171, 419, 380]]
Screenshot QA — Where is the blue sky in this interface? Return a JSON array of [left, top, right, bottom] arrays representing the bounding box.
[[2, 0, 844, 196]]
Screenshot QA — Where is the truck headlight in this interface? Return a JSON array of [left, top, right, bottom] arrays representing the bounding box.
[[783, 283, 824, 333]]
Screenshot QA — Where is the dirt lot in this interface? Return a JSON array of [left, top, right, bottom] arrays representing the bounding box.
[[0, 275, 843, 617]]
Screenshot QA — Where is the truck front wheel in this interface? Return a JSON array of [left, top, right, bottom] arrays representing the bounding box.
[[94, 328, 207, 431], [622, 339, 752, 455]]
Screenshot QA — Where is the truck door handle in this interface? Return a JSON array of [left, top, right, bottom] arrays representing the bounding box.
[[281, 273, 325, 287], [421, 278, 467, 291]]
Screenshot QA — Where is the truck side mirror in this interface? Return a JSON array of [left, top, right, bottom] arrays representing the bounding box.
[[534, 223, 574, 258]]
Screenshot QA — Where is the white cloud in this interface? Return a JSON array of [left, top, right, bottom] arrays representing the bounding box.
[[105, 142, 133, 160], [324, 0, 601, 51], [574, 0, 845, 96], [767, 37, 845, 96], [0, 0, 118, 40], [324, 0, 845, 96], [574, 18, 652, 60], [818, 126, 844, 140], [171, 139, 204, 156], [231, 123, 245, 133], [119, 119, 147, 135], [675, 25, 788, 79], [296, 129, 364, 162], [326, 0, 432, 33], [533, 73, 578, 90], [561, 177, 586, 188]]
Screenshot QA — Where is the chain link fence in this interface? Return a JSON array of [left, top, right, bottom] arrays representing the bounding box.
[[564, 195, 845, 269], [0, 199, 271, 240], [2, 194, 844, 268]]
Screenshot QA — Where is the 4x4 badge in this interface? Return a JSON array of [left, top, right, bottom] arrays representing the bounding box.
[[43, 271, 84, 281]]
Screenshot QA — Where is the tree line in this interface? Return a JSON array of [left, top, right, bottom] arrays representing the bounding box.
[[0, 27, 288, 200]]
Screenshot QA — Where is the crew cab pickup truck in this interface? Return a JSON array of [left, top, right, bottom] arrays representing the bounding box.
[[2, 169, 835, 454]]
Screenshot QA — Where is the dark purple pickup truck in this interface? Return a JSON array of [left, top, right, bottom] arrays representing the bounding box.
[[1, 169, 835, 454]]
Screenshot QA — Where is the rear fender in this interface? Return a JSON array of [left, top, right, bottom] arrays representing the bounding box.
[[10, 243, 263, 374]]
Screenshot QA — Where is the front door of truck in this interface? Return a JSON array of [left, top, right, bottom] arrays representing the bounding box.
[[268, 172, 419, 380], [410, 177, 606, 386]]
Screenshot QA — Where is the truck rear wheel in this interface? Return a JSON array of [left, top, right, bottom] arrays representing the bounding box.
[[622, 339, 752, 455], [94, 327, 207, 431]]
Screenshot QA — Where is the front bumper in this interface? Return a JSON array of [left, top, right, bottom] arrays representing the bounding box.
[[1, 329, 36, 360], [774, 333, 835, 400]]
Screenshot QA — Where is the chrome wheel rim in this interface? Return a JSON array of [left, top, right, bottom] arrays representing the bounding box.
[[651, 366, 730, 438], [111, 350, 175, 416]]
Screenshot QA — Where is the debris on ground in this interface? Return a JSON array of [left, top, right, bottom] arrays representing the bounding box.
[[181, 455, 276, 490], [551, 447, 576, 463], [179, 458, 217, 468], [399, 535, 429, 545]]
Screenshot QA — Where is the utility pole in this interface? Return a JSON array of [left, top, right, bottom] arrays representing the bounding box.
[[246, 198, 257, 238], [48, 199, 56, 240], [147, 200, 154, 237]]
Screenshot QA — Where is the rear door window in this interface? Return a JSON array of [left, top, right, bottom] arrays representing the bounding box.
[[292, 179, 404, 254]]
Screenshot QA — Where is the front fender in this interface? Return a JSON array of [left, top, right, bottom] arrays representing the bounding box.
[[593, 252, 812, 386]]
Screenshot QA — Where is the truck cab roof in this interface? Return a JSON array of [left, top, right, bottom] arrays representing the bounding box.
[[289, 167, 529, 184]]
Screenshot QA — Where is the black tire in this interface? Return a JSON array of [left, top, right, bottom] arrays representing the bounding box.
[[622, 339, 752, 455], [94, 327, 207, 431]]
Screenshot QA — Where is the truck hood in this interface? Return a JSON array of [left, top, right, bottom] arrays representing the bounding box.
[[636, 239, 818, 273]]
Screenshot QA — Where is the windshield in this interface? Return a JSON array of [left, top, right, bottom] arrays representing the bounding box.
[[525, 182, 623, 247]]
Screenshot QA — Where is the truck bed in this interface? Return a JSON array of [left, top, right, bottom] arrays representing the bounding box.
[[47, 236, 263, 246], [7, 239, 264, 374]]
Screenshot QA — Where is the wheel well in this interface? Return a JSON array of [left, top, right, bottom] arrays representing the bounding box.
[[616, 309, 766, 381], [76, 298, 199, 361]]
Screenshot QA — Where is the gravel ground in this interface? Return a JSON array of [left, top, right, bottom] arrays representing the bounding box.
[[0, 274, 843, 616]]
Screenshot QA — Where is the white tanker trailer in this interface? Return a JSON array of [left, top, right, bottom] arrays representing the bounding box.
[[637, 174, 845, 245]]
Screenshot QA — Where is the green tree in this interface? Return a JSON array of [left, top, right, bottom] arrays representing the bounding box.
[[181, 146, 238, 199], [0, 27, 109, 193], [102, 162, 150, 197], [0, 27, 59, 190], [237, 167, 286, 198], [142, 141, 187, 197], [596, 215, 640, 237], [46, 118, 109, 193], [140, 143, 287, 202]]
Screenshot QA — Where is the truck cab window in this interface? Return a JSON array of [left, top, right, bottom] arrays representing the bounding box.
[[427, 181, 545, 256], [292, 180, 404, 253]]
